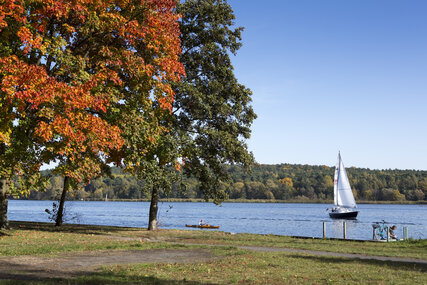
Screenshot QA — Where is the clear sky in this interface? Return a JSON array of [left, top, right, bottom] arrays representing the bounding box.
[[228, 0, 427, 170]]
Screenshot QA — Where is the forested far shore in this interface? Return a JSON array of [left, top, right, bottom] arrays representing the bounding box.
[[14, 198, 426, 205], [23, 164, 427, 203]]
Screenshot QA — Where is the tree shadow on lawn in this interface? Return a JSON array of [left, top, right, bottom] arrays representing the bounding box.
[[9, 221, 143, 236], [74, 272, 217, 285], [0, 260, 93, 283], [0, 271, 214, 285], [0, 257, 216, 284], [0, 276, 213, 285], [286, 254, 427, 273]]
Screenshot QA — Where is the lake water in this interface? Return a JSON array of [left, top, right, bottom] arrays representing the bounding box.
[[8, 200, 426, 240]]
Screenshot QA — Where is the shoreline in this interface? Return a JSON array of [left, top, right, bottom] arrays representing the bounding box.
[[10, 198, 427, 205]]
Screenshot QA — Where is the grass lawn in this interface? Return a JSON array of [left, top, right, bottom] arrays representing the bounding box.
[[0, 221, 425, 284], [128, 228, 427, 260], [81, 251, 426, 284]]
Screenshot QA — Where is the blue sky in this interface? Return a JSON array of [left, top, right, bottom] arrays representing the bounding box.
[[228, 0, 427, 170]]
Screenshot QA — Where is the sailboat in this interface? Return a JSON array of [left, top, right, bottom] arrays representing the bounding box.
[[328, 152, 359, 219]]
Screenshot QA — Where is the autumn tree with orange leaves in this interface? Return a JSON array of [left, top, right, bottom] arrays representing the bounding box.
[[0, 0, 183, 229]]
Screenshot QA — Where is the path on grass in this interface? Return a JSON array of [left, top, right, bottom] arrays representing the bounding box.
[[137, 235, 427, 265], [238, 245, 427, 265], [0, 248, 216, 280]]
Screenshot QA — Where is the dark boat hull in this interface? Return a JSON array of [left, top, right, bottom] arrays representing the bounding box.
[[329, 211, 358, 219]]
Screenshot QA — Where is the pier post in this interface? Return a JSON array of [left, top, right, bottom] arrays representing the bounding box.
[[403, 226, 408, 240], [323, 222, 326, 238], [386, 226, 389, 242], [343, 222, 346, 239]]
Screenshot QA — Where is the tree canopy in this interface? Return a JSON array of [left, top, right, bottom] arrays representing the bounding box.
[[175, 0, 256, 202], [117, 0, 257, 230], [0, 0, 184, 228]]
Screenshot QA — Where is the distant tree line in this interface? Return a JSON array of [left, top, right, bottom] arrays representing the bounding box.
[[26, 164, 426, 202]]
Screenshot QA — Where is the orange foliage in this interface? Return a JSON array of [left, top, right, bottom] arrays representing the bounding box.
[[0, 0, 184, 182], [279, 177, 294, 188]]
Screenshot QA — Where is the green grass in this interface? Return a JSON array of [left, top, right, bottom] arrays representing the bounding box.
[[2, 221, 426, 260], [85, 251, 426, 285], [0, 222, 426, 284], [108, 226, 427, 260], [4, 249, 425, 284], [0, 222, 186, 256]]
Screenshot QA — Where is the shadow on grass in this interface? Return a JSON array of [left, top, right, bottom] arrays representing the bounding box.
[[0, 276, 214, 285], [0, 271, 215, 285], [9, 221, 143, 236], [75, 273, 217, 285], [0, 260, 93, 283], [286, 254, 427, 272], [0, 257, 216, 284]]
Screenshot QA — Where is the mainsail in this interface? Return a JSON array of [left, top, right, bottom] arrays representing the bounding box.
[[334, 153, 357, 208]]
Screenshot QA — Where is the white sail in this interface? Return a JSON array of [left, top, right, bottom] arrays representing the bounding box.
[[334, 153, 357, 208]]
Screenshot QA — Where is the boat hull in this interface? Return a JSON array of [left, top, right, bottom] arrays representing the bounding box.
[[185, 224, 220, 229], [329, 211, 358, 219]]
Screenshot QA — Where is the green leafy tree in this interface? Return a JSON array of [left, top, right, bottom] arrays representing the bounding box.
[[0, 140, 46, 229], [174, 0, 255, 196], [229, 182, 245, 199], [130, 0, 256, 230]]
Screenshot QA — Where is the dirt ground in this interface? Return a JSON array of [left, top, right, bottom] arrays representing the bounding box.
[[0, 248, 216, 281]]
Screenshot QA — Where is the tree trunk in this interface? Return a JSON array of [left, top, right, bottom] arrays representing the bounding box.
[[0, 179, 9, 230], [55, 176, 70, 227], [148, 185, 159, 230]]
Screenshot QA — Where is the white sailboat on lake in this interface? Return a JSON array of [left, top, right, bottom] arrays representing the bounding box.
[[328, 152, 359, 219]]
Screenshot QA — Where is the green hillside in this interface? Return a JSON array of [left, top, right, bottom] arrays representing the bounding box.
[[28, 164, 427, 202]]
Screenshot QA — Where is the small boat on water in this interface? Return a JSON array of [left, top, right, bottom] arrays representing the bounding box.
[[185, 224, 220, 229], [328, 152, 359, 219]]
